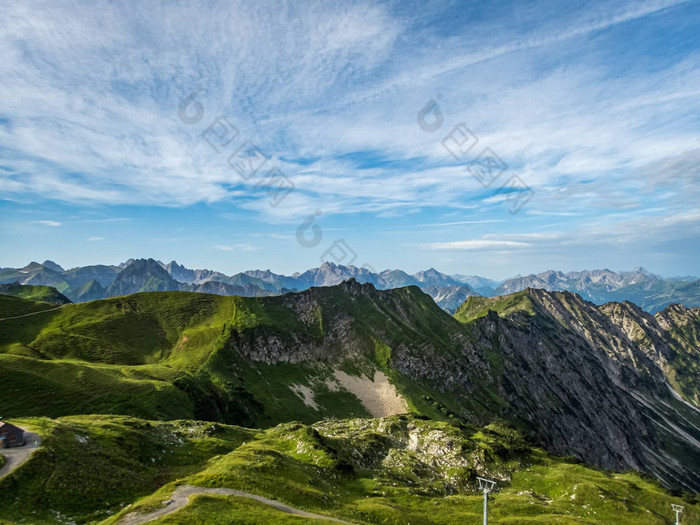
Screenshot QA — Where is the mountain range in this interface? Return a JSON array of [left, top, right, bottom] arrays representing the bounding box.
[[2, 259, 699, 314], [1, 281, 698, 494], [0, 259, 480, 311], [493, 267, 700, 312], [1, 276, 699, 522]]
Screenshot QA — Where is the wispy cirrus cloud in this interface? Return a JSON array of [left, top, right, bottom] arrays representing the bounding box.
[[1, 0, 698, 276], [417, 240, 531, 251], [215, 243, 258, 252], [1, 0, 697, 221], [32, 220, 62, 227]]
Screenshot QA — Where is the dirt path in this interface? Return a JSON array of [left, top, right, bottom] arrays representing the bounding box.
[[0, 305, 64, 321], [119, 484, 356, 524], [0, 431, 42, 479]]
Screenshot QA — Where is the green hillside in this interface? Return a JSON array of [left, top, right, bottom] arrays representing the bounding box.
[[453, 290, 537, 323], [0, 283, 71, 305], [0, 354, 192, 419], [0, 295, 64, 318], [0, 285, 497, 427], [0, 415, 252, 524], [0, 414, 695, 525], [1, 282, 699, 510]]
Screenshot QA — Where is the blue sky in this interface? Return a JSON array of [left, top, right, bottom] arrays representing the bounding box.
[[1, 0, 699, 278]]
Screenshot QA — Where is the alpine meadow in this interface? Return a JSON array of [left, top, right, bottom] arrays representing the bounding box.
[[1, 1, 699, 524]]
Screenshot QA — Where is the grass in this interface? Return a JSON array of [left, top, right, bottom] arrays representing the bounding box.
[[0, 284, 70, 306], [0, 292, 235, 365], [0, 412, 696, 524], [453, 291, 537, 324], [0, 287, 501, 427], [0, 415, 253, 524], [0, 295, 61, 318], [1, 287, 699, 524], [0, 354, 193, 420], [153, 495, 334, 524]]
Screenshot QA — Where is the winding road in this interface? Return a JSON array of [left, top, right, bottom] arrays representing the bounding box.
[[119, 484, 356, 524], [0, 431, 42, 479]]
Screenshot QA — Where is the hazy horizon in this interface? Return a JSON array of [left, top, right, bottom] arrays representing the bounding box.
[[3, 256, 695, 283]]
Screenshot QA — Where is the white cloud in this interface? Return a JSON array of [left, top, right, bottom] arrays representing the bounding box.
[[32, 220, 62, 227], [233, 243, 258, 252], [87, 236, 104, 241], [420, 219, 505, 227], [417, 240, 530, 251], [215, 243, 258, 252], [0, 0, 696, 228]]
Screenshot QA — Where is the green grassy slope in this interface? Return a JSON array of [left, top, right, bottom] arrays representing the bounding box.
[[0, 286, 499, 426], [2, 286, 699, 496], [0, 292, 233, 364], [0, 355, 192, 419], [0, 295, 63, 318], [0, 283, 71, 305], [0, 415, 253, 524], [0, 292, 240, 421], [69, 278, 107, 302], [453, 291, 537, 323], [0, 414, 695, 525]]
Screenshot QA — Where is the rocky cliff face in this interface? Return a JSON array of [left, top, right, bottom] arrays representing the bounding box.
[[605, 301, 700, 407], [221, 282, 700, 491], [225, 279, 469, 368], [450, 290, 700, 492]]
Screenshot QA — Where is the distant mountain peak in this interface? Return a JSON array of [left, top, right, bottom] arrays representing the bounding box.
[[106, 258, 178, 296], [118, 258, 135, 269], [414, 268, 461, 287], [42, 260, 65, 272], [22, 261, 44, 271], [2, 260, 697, 315]]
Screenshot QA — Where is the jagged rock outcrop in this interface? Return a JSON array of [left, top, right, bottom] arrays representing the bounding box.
[[452, 289, 700, 491], [224, 283, 700, 491]]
